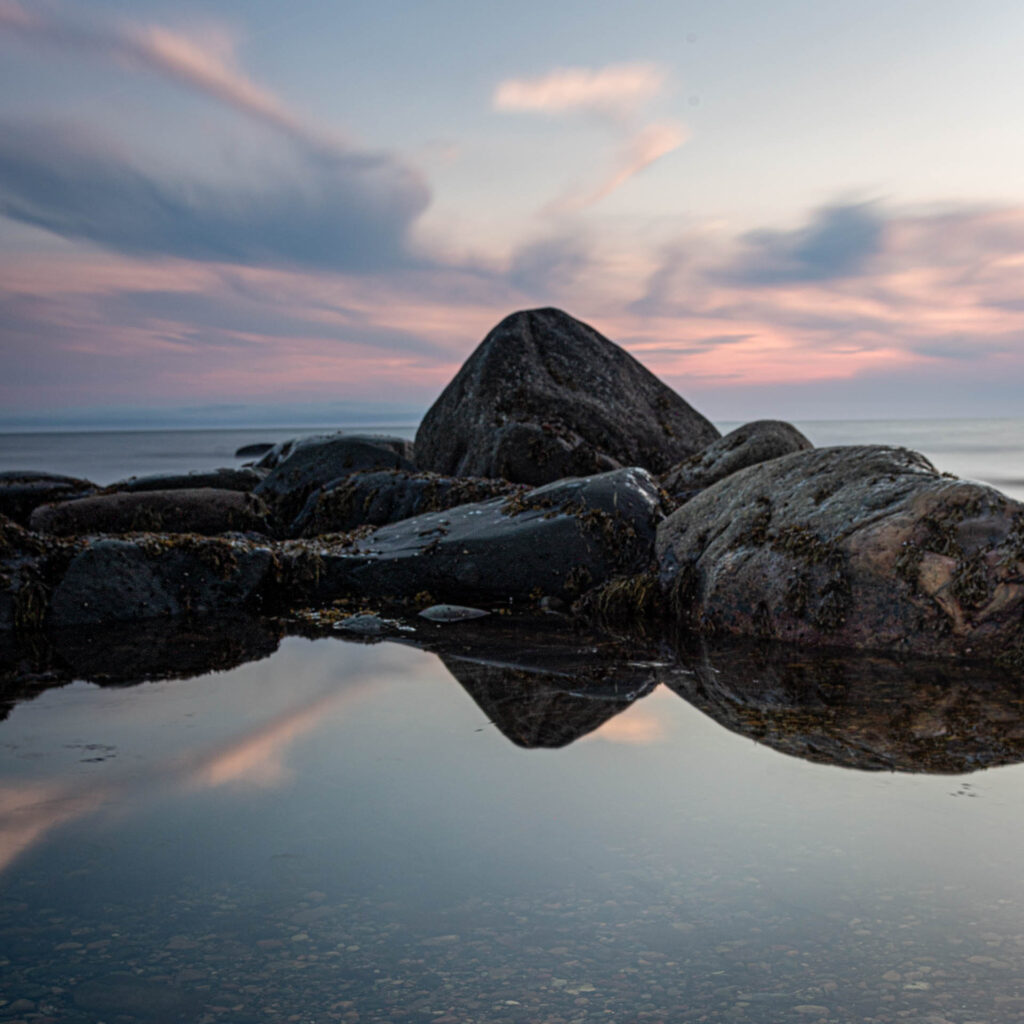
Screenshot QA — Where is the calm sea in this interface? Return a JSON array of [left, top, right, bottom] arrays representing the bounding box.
[[2, 419, 1024, 1022]]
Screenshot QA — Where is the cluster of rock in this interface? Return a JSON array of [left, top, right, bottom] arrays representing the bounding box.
[[2, 307, 1023, 668]]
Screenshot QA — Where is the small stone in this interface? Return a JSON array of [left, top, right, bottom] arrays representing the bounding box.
[[419, 604, 490, 623]]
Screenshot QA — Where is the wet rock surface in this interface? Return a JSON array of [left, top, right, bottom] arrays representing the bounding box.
[[102, 466, 266, 494], [656, 445, 1024, 661], [254, 433, 416, 522], [284, 467, 667, 607], [291, 468, 521, 538], [30, 487, 273, 537], [0, 470, 95, 525], [47, 535, 274, 627], [661, 419, 813, 503], [415, 308, 720, 485]]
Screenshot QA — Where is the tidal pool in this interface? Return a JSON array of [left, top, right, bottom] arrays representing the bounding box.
[[3, 624, 1024, 1023]]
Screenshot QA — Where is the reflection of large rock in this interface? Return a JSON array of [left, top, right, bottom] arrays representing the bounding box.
[[254, 433, 416, 523], [667, 637, 1024, 774], [661, 420, 812, 503], [30, 488, 272, 537], [415, 308, 720, 485], [657, 445, 1024, 662], [291, 469, 521, 537], [287, 468, 666, 607], [416, 618, 659, 747], [0, 470, 95, 525]]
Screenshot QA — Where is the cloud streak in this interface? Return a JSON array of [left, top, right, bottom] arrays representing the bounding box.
[[494, 61, 686, 212], [0, 2, 335, 154], [494, 62, 667, 120], [0, 120, 429, 271]]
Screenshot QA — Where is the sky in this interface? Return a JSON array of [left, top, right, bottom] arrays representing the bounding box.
[[2, 0, 1024, 428]]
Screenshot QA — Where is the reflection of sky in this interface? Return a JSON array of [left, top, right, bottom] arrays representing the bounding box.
[[4, 635, 1024, 914], [3, 2, 1024, 424]]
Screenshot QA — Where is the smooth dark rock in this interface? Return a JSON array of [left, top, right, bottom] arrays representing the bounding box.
[[668, 637, 1024, 774], [235, 442, 276, 457], [656, 445, 1024, 661], [254, 433, 416, 522], [281, 467, 667, 608], [48, 536, 273, 627], [30, 488, 272, 537], [419, 604, 490, 622], [661, 419, 813, 502], [415, 308, 720, 485], [0, 470, 95, 525], [103, 467, 265, 494], [291, 469, 522, 537]]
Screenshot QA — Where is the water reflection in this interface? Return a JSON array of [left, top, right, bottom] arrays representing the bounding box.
[[4, 621, 1024, 1021]]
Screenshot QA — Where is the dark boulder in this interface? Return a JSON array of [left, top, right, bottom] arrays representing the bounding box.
[[48, 535, 273, 627], [254, 433, 416, 522], [30, 488, 272, 537], [280, 467, 668, 608], [661, 419, 812, 503], [0, 470, 95, 525], [656, 445, 1024, 662], [414, 308, 720, 485], [290, 469, 523, 537], [103, 467, 265, 494], [235, 442, 276, 458]]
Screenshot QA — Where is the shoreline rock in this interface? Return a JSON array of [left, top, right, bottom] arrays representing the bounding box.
[[415, 308, 720, 485]]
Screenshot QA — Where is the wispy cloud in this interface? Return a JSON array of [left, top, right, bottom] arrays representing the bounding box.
[[0, 2, 334, 153], [494, 61, 686, 212], [0, 4, 431, 270], [494, 62, 667, 120]]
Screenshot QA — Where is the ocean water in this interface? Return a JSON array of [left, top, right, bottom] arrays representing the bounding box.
[[0, 418, 1021, 499], [2, 420, 1024, 1022]]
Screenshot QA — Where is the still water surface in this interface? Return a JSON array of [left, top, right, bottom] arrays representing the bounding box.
[[2, 421, 1024, 1022]]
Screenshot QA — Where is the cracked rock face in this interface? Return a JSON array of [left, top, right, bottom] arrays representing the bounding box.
[[656, 445, 1024, 662], [414, 308, 720, 486]]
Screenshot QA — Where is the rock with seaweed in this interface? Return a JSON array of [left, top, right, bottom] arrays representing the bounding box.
[[103, 467, 266, 494], [235, 442, 275, 458], [290, 468, 523, 537], [254, 433, 416, 524], [30, 488, 273, 537], [660, 419, 813, 504], [667, 636, 1024, 774], [0, 470, 95, 525], [277, 467, 668, 609], [656, 445, 1024, 662], [47, 534, 275, 627], [415, 308, 720, 485], [0, 514, 60, 633]]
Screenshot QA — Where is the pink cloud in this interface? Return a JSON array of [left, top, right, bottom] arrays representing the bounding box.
[[494, 63, 667, 119]]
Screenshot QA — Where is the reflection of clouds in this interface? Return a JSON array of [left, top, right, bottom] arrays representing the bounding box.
[[583, 709, 666, 746], [189, 688, 367, 790], [0, 683, 371, 875], [0, 781, 109, 874]]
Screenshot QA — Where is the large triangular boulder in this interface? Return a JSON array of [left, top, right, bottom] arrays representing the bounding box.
[[414, 308, 720, 485]]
